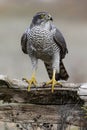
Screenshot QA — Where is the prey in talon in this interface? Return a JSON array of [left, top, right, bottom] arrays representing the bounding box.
[[21, 12, 69, 92]]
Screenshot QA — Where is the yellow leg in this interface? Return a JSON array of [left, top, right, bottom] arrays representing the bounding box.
[[46, 69, 61, 92], [23, 71, 37, 91]]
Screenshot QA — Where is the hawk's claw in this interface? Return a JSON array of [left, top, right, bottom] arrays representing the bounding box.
[[23, 77, 37, 91], [46, 79, 62, 93]]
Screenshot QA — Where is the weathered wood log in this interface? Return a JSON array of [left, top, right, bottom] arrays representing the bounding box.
[[0, 75, 87, 128], [0, 75, 87, 104], [0, 104, 86, 127]]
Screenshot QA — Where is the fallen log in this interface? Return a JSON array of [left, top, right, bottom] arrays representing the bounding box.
[[0, 75, 87, 129]]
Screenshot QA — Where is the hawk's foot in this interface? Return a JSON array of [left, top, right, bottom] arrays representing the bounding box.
[[23, 76, 37, 91], [46, 79, 62, 93], [46, 69, 62, 92]]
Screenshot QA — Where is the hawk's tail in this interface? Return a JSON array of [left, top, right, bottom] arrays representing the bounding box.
[[44, 61, 69, 81]]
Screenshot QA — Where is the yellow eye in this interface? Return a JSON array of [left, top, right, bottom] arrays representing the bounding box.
[[41, 14, 45, 18]]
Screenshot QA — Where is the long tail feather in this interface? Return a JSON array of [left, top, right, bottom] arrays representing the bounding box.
[[44, 61, 69, 81]]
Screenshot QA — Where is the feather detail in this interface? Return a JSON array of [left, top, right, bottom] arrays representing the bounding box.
[[44, 61, 69, 81], [21, 33, 28, 54]]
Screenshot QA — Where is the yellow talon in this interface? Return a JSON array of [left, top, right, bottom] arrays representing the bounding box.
[[23, 71, 37, 91], [46, 69, 62, 92]]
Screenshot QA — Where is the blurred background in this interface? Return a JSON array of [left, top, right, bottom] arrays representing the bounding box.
[[0, 0, 87, 129]]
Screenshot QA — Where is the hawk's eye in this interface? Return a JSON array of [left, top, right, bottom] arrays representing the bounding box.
[[40, 14, 45, 19]]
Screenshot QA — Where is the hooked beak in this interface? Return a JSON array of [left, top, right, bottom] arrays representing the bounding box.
[[48, 14, 53, 21], [50, 17, 53, 21]]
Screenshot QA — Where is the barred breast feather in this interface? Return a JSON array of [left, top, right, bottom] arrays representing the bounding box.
[[21, 23, 69, 81]]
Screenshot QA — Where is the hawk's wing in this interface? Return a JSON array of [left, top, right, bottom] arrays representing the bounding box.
[[21, 33, 28, 54], [44, 26, 69, 81], [53, 28, 68, 59], [21, 28, 30, 54]]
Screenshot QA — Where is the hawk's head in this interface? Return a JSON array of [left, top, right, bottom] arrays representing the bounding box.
[[31, 12, 53, 27]]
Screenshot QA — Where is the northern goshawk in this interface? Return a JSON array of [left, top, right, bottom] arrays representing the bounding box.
[[21, 12, 69, 92]]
